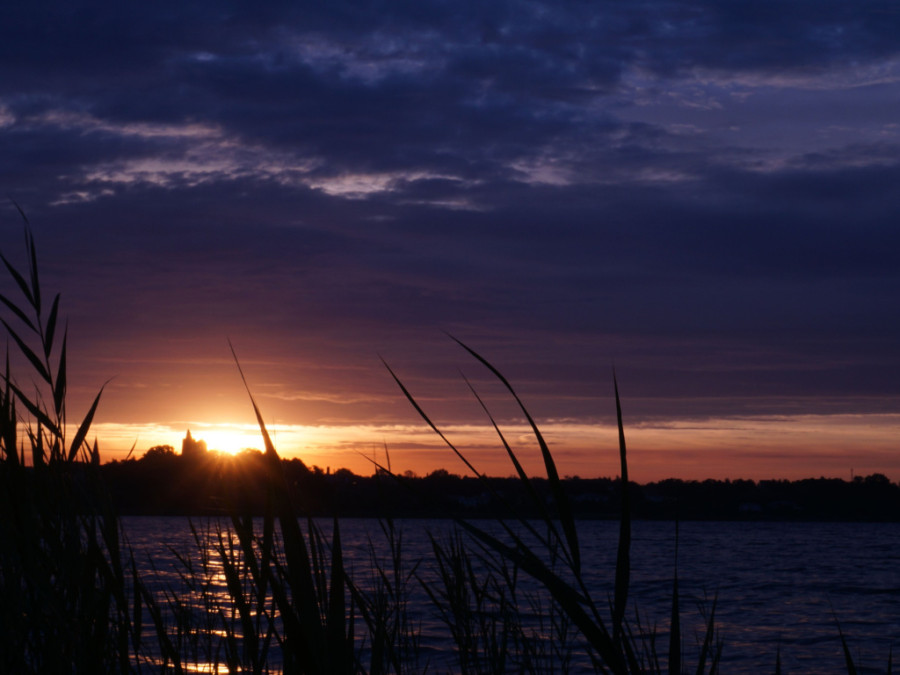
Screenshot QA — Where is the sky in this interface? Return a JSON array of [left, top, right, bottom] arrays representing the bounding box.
[[2, 1, 899, 482]]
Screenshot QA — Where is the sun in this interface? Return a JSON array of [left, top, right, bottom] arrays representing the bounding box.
[[199, 427, 262, 456]]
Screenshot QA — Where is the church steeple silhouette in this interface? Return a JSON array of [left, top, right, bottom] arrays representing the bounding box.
[[181, 430, 208, 458]]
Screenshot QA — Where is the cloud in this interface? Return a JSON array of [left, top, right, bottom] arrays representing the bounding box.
[[6, 2, 900, 209]]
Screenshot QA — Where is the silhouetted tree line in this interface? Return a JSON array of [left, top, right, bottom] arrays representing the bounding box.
[[98, 446, 900, 521]]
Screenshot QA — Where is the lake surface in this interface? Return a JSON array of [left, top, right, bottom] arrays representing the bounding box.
[[124, 517, 900, 673]]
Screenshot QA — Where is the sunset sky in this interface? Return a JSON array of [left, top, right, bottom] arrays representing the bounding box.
[[2, 2, 899, 481]]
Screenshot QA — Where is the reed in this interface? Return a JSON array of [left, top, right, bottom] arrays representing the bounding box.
[[347, 518, 424, 674], [0, 209, 135, 673], [384, 340, 722, 674]]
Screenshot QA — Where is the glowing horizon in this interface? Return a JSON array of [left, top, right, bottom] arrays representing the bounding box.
[[89, 412, 900, 483]]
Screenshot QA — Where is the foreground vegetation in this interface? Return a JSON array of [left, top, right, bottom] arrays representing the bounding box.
[[0, 217, 893, 673]]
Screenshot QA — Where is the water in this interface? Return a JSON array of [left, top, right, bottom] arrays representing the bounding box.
[[124, 517, 900, 673]]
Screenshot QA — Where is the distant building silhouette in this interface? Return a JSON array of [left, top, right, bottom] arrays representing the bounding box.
[[181, 430, 207, 459]]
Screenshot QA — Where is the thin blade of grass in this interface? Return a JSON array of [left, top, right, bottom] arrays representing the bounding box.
[[10, 198, 30, 226], [0, 292, 37, 332], [139, 582, 184, 674], [454, 518, 625, 674], [228, 514, 262, 581], [229, 339, 328, 670], [619, 622, 645, 674], [449, 335, 581, 574], [215, 529, 259, 667], [1, 350, 17, 466], [833, 610, 858, 675], [327, 517, 349, 672], [461, 372, 569, 556], [30, 420, 44, 465], [129, 555, 143, 652], [710, 641, 723, 675], [44, 293, 60, 359], [230, 351, 277, 458], [368, 450, 562, 596], [613, 373, 631, 639], [668, 521, 681, 675], [25, 226, 40, 314], [268, 551, 320, 671], [68, 383, 106, 461], [462, 372, 530, 482], [379, 364, 565, 567], [382, 357, 483, 479], [53, 328, 67, 417], [695, 594, 718, 675], [7, 379, 60, 437], [1, 318, 50, 383], [0, 252, 35, 308]]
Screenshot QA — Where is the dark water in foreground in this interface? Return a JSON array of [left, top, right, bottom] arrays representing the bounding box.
[[125, 518, 900, 673]]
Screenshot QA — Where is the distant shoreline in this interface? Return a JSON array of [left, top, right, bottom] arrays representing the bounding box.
[[117, 513, 900, 523], [96, 452, 900, 522]]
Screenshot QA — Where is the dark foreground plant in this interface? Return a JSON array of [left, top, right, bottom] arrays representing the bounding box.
[[382, 339, 723, 674], [0, 212, 136, 674]]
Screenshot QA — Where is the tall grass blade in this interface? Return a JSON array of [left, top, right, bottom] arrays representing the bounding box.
[[10, 197, 30, 225], [68, 384, 106, 461], [0, 292, 36, 332], [449, 335, 581, 573], [0, 350, 17, 465], [259, 507, 275, 610], [44, 293, 60, 358], [53, 328, 66, 416], [454, 518, 625, 673], [382, 360, 570, 571], [139, 581, 185, 674], [695, 594, 719, 675], [0, 252, 35, 308], [382, 357, 485, 480], [461, 373, 565, 548], [327, 517, 351, 673], [833, 612, 858, 675], [668, 522, 681, 675], [130, 556, 143, 653], [216, 529, 259, 667], [26, 227, 40, 314], [613, 373, 631, 640], [466, 372, 532, 484], [230, 339, 333, 671], [0, 318, 50, 383], [229, 345, 277, 458], [7, 379, 60, 436]]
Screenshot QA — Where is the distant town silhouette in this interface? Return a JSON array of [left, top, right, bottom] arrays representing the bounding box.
[[97, 431, 900, 521]]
